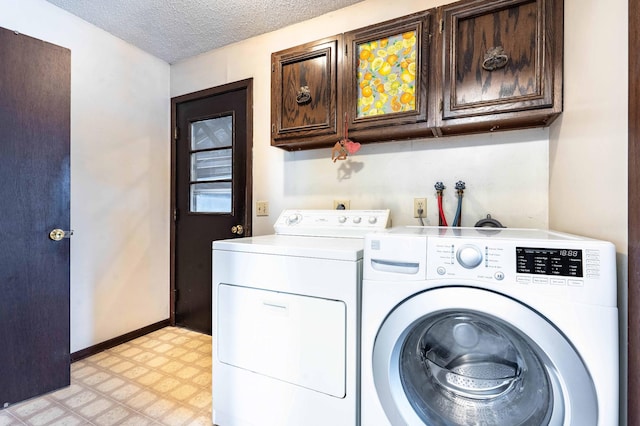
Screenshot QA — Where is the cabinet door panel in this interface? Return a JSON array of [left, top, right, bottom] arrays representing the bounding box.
[[344, 11, 436, 142], [271, 36, 343, 150], [453, 1, 541, 106], [440, 0, 562, 130]]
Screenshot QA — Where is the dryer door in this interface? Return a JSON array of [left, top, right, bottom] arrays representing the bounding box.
[[373, 287, 597, 426]]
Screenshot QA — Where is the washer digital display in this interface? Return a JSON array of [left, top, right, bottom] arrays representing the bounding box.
[[516, 247, 583, 277]]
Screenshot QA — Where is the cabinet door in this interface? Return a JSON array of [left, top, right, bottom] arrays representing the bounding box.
[[438, 0, 563, 135], [271, 36, 343, 150], [344, 11, 435, 142]]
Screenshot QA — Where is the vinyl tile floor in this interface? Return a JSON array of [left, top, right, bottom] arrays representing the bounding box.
[[0, 327, 212, 426]]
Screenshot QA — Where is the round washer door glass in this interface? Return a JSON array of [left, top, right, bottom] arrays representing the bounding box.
[[401, 311, 551, 424], [372, 287, 597, 426]]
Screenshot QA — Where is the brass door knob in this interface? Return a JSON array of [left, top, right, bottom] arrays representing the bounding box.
[[49, 229, 74, 241], [231, 225, 244, 235]]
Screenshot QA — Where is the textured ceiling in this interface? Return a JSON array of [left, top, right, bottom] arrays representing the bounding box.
[[45, 0, 363, 63]]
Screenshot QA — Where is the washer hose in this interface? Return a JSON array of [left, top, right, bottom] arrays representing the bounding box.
[[452, 181, 465, 227], [435, 182, 448, 226]]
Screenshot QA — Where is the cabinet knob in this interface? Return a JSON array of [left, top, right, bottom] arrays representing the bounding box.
[[482, 46, 509, 71], [231, 225, 244, 235], [296, 86, 312, 105]]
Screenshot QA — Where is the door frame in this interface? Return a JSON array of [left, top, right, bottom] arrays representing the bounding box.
[[170, 79, 253, 325], [629, 0, 639, 423]]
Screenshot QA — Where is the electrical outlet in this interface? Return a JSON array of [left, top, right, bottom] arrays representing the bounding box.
[[333, 199, 350, 210], [256, 201, 269, 216], [414, 198, 426, 218]]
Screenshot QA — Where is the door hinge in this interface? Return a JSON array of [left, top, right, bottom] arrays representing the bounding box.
[[272, 123, 276, 134], [439, 19, 444, 34], [174, 126, 179, 140], [272, 63, 275, 72], [345, 43, 348, 56], [173, 208, 179, 221]]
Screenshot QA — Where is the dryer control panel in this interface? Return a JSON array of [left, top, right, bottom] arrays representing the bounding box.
[[274, 209, 390, 238]]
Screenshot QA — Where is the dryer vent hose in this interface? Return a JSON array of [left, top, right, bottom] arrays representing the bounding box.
[[474, 214, 505, 228]]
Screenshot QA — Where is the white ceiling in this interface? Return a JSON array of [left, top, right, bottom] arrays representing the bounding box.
[[45, 0, 363, 63]]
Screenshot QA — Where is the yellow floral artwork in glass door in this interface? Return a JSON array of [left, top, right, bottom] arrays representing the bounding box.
[[356, 30, 418, 118]]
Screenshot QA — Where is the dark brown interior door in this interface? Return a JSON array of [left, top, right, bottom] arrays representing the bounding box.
[[172, 79, 253, 335], [0, 28, 71, 406]]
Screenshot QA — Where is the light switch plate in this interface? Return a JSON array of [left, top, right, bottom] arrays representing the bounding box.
[[256, 201, 269, 216]]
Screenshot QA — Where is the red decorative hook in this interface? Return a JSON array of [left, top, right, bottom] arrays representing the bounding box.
[[331, 113, 361, 162]]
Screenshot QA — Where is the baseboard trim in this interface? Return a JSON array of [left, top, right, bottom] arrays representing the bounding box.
[[70, 319, 171, 362]]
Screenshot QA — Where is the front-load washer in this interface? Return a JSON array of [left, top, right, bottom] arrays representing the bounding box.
[[361, 227, 618, 426], [211, 209, 390, 426]]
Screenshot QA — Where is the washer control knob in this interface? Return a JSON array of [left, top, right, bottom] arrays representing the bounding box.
[[338, 216, 347, 223], [437, 266, 446, 275], [353, 216, 362, 224], [368, 216, 377, 224], [456, 244, 483, 269]]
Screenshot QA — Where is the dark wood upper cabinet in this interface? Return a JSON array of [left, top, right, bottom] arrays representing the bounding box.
[[436, 0, 563, 135], [344, 11, 435, 142], [271, 36, 343, 150], [270, 0, 563, 150]]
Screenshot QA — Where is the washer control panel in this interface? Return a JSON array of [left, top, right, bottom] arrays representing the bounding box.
[[274, 209, 391, 237], [365, 228, 617, 306], [426, 237, 605, 288]]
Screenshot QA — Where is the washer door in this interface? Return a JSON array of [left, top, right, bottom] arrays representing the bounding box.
[[373, 287, 597, 426]]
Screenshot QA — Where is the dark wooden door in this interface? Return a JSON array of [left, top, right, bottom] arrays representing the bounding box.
[[172, 80, 253, 335], [0, 28, 71, 406]]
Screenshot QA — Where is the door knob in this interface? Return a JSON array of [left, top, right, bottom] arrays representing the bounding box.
[[49, 229, 74, 241], [231, 225, 244, 235]]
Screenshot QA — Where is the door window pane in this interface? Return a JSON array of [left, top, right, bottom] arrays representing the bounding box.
[[191, 116, 233, 150], [191, 149, 232, 181], [191, 182, 231, 213], [189, 115, 233, 213]]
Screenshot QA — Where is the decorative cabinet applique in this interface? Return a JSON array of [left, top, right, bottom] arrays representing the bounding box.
[[344, 11, 435, 142], [436, 0, 563, 135], [271, 36, 343, 150]]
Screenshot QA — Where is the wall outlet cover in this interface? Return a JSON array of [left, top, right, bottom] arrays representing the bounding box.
[[414, 198, 426, 218]]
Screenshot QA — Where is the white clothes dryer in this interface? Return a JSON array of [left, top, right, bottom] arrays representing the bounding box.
[[212, 209, 390, 426], [361, 227, 618, 426]]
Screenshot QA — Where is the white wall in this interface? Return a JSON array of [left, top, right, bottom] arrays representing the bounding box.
[[171, 0, 550, 234], [549, 0, 628, 422], [0, 0, 171, 352]]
